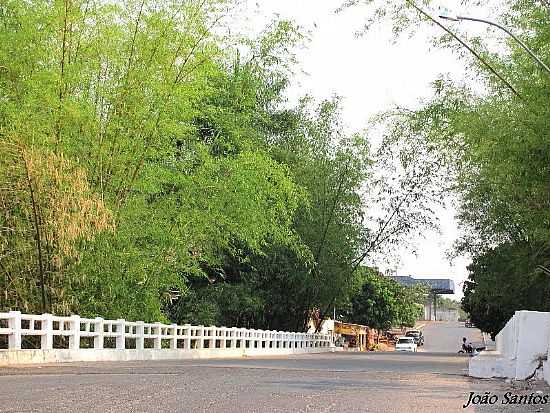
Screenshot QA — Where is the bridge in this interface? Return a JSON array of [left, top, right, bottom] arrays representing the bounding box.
[[0, 321, 521, 412], [1, 311, 543, 411]]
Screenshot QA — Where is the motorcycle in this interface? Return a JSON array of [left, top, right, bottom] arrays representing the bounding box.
[[458, 342, 485, 356]]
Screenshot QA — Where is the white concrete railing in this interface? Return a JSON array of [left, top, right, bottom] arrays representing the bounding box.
[[469, 310, 550, 381], [0, 311, 332, 365]]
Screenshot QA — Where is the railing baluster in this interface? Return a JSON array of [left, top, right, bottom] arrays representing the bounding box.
[[8, 311, 21, 350], [41, 314, 53, 350], [116, 319, 125, 350], [94, 317, 104, 349], [170, 324, 177, 350], [69, 315, 81, 350], [153, 322, 162, 350], [136, 321, 144, 350]]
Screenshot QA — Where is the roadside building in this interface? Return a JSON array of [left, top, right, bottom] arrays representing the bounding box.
[[334, 321, 371, 351], [308, 319, 373, 351]]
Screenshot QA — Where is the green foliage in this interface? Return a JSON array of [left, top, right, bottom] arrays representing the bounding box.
[[348, 269, 427, 330], [167, 97, 373, 331], [0, 0, 448, 330], [273, 98, 372, 323], [462, 242, 550, 339], [0, 0, 308, 321], [349, 0, 550, 333], [437, 297, 468, 321], [0, 143, 114, 314]]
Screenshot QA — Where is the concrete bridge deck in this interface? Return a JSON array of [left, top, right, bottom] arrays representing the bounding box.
[[1, 322, 548, 412]]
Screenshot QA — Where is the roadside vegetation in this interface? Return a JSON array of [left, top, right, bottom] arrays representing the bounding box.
[[344, 0, 550, 338], [3, 0, 545, 336], [0, 0, 433, 330]]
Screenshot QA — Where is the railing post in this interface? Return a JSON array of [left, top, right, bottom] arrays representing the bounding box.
[[184, 324, 191, 350], [209, 326, 216, 349], [220, 327, 226, 349], [238, 329, 243, 349], [197, 326, 204, 349], [8, 311, 21, 350], [170, 324, 178, 350], [230, 327, 237, 349], [251, 330, 255, 349], [41, 313, 53, 350], [94, 317, 104, 349], [116, 319, 125, 350], [69, 315, 81, 349], [154, 322, 162, 349], [136, 321, 144, 350]]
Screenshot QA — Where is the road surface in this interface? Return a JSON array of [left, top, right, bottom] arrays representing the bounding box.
[[421, 321, 483, 352], [1, 322, 548, 413]]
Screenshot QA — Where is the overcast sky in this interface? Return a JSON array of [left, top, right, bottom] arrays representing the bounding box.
[[240, 0, 482, 299]]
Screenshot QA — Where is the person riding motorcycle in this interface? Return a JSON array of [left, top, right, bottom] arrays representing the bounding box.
[[460, 337, 473, 354]]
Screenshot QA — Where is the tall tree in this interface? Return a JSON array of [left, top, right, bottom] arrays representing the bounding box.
[[344, 0, 550, 334]]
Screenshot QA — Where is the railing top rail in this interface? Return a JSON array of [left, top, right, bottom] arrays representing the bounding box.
[[0, 311, 334, 352]]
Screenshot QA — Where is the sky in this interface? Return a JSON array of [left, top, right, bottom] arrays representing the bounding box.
[[239, 0, 483, 299]]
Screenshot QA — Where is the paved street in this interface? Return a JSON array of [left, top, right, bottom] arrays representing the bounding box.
[[421, 321, 483, 352], [1, 322, 548, 413]]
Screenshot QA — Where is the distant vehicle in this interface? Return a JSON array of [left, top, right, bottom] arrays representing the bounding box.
[[385, 332, 399, 343], [395, 337, 417, 352], [405, 330, 424, 346], [465, 320, 473, 328]]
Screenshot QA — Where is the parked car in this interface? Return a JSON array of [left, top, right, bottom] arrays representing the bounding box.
[[465, 320, 473, 328], [395, 336, 417, 352], [405, 330, 424, 346]]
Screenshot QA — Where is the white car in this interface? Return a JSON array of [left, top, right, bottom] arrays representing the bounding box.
[[395, 336, 418, 352]]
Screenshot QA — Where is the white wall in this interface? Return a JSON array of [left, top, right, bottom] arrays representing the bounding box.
[[435, 309, 459, 322], [421, 304, 458, 321], [469, 310, 550, 381], [307, 319, 334, 335]]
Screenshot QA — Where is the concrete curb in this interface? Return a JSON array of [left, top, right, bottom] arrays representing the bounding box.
[[0, 347, 334, 367]]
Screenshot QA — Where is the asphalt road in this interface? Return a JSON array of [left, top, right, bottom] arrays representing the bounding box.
[[421, 321, 483, 353], [1, 322, 549, 413]]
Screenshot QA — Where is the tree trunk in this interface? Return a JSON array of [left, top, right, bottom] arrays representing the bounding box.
[[23, 153, 47, 313]]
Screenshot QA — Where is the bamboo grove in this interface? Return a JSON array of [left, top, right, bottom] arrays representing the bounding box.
[[1, 0, 447, 330]]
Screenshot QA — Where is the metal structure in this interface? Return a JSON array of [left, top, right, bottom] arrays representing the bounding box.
[[388, 275, 455, 320], [388, 275, 455, 294]]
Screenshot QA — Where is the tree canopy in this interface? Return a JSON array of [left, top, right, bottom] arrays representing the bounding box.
[[345, 0, 550, 335], [348, 268, 428, 331], [1, 0, 439, 330]]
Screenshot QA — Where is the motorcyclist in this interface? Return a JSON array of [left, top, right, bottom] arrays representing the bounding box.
[[461, 337, 473, 353]]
